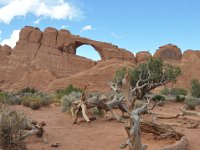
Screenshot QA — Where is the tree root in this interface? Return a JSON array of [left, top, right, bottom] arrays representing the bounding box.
[[157, 136, 188, 150], [140, 121, 183, 140], [180, 108, 200, 117]]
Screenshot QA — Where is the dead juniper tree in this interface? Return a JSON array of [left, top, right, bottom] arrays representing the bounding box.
[[71, 82, 129, 124], [114, 58, 181, 150]]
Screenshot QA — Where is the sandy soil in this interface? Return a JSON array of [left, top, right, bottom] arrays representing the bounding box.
[[10, 102, 200, 150]]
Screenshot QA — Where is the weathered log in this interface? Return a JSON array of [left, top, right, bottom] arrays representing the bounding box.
[[180, 108, 200, 117], [140, 121, 183, 140], [157, 136, 188, 150], [156, 113, 184, 119]]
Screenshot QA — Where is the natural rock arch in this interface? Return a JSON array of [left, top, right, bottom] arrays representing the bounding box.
[[75, 44, 101, 61], [63, 40, 106, 60]]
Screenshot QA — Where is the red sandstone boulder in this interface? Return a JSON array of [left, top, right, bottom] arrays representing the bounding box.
[[41, 27, 58, 47], [29, 28, 43, 43], [154, 44, 182, 61], [136, 51, 151, 63], [19, 26, 34, 41], [56, 29, 71, 48]]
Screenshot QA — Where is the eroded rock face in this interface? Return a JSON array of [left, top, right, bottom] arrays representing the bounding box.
[[174, 50, 200, 88], [0, 26, 135, 92], [136, 51, 152, 63], [0, 26, 200, 93], [154, 44, 182, 61]]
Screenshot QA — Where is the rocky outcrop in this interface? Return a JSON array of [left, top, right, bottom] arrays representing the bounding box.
[[175, 50, 200, 88], [136, 51, 152, 63], [0, 26, 135, 92], [0, 26, 200, 93], [154, 44, 182, 62]]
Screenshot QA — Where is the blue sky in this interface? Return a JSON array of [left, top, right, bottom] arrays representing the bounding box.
[[0, 0, 200, 61]]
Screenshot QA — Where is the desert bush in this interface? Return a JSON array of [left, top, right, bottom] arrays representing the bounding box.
[[160, 87, 187, 96], [184, 96, 200, 110], [55, 84, 82, 100], [0, 92, 21, 105], [0, 91, 9, 103], [38, 93, 53, 107], [30, 101, 41, 110], [0, 108, 28, 150], [171, 88, 188, 96], [176, 95, 185, 102], [190, 79, 200, 98], [113, 67, 127, 86], [91, 108, 105, 117], [61, 92, 81, 112], [21, 93, 53, 110], [18, 87, 38, 95], [160, 87, 170, 95], [152, 94, 165, 101]]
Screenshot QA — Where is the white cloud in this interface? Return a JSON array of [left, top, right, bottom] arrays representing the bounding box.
[[0, 0, 83, 24], [33, 17, 44, 24], [80, 25, 93, 32], [61, 25, 69, 29], [111, 32, 126, 39], [1, 30, 20, 48]]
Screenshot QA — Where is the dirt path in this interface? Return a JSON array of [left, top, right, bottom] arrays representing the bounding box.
[[11, 102, 200, 150]]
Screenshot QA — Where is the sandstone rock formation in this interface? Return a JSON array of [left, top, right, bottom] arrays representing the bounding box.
[[154, 44, 182, 62], [0, 26, 135, 92], [0, 26, 199, 92], [136, 51, 152, 63]]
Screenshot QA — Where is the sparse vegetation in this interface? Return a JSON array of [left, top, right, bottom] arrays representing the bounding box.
[[160, 87, 188, 96], [0, 107, 27, 150], [18, 87, 38, 95], [190, 79, 200, 98], [60, 91, 81, 112], [176, 95, 185, 102], [55, 84, 82, 100], [152, 94, 165, 102], [91, 108, 105, 117], [114, 58, 182, 150], [185, 96, 200, 110], [160, 87, 187, 102], [21, 93, 53, 110], [0, 92, 21, 105]]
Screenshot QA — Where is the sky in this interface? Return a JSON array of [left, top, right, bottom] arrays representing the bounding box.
[[0, 0, 200, 61]]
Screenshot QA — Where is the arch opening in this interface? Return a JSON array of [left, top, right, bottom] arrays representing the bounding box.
[[76, 45, 101, 61]]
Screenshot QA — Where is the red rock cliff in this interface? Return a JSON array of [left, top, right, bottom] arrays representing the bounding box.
[[0, 26, 200, 92]]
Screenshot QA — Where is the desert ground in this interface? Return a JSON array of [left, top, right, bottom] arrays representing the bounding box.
[[10, 102, 200, 150]]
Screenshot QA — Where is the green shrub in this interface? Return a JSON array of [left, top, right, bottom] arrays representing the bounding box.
[[170, 88, 188, 96], [0, 108, 27, 150], [91, 108, 105, 117], [0, 92, 21, 105], [30, 101, 41, 110], [55, 84, 82, 100], [113, 67, 127, 86], [184, 97, 200, 110], [160, 87, 187, 96], [160, 87, 170, 95], [176, 95, 185, 102], [190, 79, 200, 98], [18, 87, 38, 95], [152, 94, 165, 101], [60, 92, 81, 112], [21, 93, 53, 109], [39, 94, 53, 107]]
